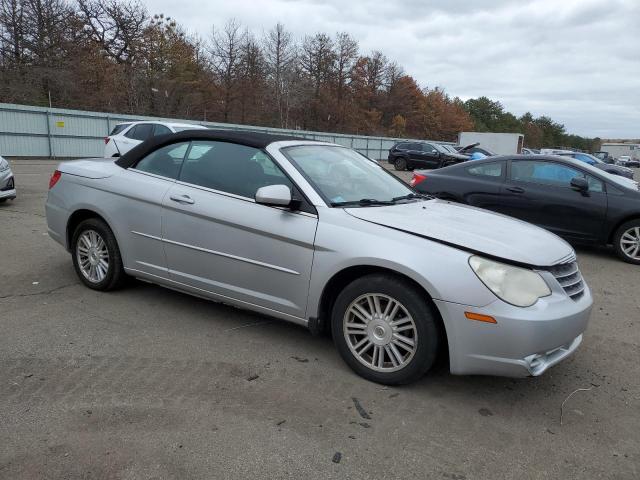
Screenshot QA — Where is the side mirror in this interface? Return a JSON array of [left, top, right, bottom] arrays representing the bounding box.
[[255, 184, 293, 208], [570, 177, 589, 194]]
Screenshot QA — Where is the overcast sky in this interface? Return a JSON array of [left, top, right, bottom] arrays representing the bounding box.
[[149, 0, 639, 138]]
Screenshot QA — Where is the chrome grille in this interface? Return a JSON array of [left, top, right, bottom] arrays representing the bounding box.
[[547, 261, 585, 301]]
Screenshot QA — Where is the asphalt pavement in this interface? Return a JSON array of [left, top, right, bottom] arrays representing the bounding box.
[[0, 159, 638, 479]]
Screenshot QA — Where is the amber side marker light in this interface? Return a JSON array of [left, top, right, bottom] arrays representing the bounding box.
[[464, 312, 497, 324]]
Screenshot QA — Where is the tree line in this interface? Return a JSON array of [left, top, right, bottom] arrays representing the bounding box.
[[0, 0, 598, 149]]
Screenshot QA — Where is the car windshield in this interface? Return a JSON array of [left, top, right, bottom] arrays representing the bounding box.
[[283, 145, 419, 207], [579, 153, 604, 165], [441, 145, 458, 154], [565, 157, 638, 190], [432, 143, 451, 154], [606, 173, 639, 190], [110, 123, 131, 135], [172, 126, 201, 132]]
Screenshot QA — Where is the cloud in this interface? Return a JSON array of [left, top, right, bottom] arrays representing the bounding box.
[[147, 0, 640, 138]]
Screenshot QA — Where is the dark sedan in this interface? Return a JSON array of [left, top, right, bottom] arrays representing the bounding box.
[[411, 155, 640, 264], [559, 152, 634, 179], [388, 141, 467, 171]]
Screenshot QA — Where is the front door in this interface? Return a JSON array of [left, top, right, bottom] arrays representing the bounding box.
[[414, 143, 441, 169], [161, 140, 318, 319], [114, 141, 190, 277], [498, 159, 607, 243]]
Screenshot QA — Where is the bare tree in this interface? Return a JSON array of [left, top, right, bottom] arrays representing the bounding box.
[[0, 0, 26, 65], [365, 50, 388, 94], [263, 22, 295, 127], [237, 30, 265, 124], [208, 18, 245, 122], [300, 33, 335, 128], [76, 0, 147, 65], [334, 32, 357, 128], [24, 0, 73, 65]]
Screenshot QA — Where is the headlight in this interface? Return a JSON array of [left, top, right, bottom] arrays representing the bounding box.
[[469, 256, 551, 307], [0, 159, 8, 171]]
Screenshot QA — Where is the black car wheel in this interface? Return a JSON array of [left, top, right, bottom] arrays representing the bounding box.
[[614, 220, 640, 264], [394, 157, 407, 171], [331, 273, 441, 385]]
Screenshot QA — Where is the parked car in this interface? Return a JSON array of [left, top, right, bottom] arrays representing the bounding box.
[[104, 121, 208, 157], [0, 155, 16, 203], [521, 148, 540, 155], [455, 142, 496, 156], [46, 131, 592, 384], [594, 151, 616, 164], [388, 141, 468, 171], [616, 155, 640, 168], [411, 155, 640, 264], [558, 152, 634, 179]]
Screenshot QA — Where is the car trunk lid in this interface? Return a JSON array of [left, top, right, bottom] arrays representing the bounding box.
[[57, 158, 120, 179]]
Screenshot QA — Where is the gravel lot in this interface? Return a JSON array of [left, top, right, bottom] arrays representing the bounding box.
[[1, 159, 639, 479]]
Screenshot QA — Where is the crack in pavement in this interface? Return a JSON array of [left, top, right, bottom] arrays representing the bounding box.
[[0, 208, 45, 218], [0, 283, 78, 300]]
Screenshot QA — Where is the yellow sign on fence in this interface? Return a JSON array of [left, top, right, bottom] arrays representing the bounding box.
[[55, 121, 64, 128]]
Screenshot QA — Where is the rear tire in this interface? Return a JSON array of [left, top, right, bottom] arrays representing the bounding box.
[[331, 274, 441, 385], [71, 218, 127, 290], [613, 220, 640, 264], [394, 157, 407, 171]]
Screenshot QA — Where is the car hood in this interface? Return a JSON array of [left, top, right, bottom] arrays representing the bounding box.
[[345, 200, 574, 267], [445, 152, 469, 160]]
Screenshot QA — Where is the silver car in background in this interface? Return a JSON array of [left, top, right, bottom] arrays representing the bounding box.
[[0, 156, 16, 203], [45, 130, 593, 384]]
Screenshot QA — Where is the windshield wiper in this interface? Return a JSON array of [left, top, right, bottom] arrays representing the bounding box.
[[391, 193, 432, 202], [331, 198, 395, 207]]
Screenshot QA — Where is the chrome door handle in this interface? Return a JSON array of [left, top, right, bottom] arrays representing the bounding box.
[[170, 194, 195, 205]]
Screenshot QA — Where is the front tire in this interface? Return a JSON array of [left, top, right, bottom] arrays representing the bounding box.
[[613, 220, 640, 264], [71, 218, 127, 290], [331, 274, 441, 385], [394, 157, 407, 171]]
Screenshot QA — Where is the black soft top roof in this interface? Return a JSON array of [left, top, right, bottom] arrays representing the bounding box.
[[115, 129, 306, 169]]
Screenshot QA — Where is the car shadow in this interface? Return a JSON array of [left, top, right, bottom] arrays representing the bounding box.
[[122, 279, 574, 405]]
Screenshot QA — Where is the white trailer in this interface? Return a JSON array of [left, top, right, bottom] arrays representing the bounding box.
[[457, 132, 524, 155], [600, 143, 640, 161]]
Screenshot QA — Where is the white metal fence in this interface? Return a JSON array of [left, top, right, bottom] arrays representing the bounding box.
[[0, 102, 452, 159]]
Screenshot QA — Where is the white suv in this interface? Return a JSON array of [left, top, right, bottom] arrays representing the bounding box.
[[103, 121, 208, 157]]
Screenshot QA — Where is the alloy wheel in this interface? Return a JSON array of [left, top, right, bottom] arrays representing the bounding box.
[[620, 226, 640, 260], [76, 229, 110, 283], [343, 293, 418, 372]]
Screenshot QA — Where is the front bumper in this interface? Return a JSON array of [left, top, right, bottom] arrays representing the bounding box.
[[435, 283, 593, 377], [0, 169, 16, 200]]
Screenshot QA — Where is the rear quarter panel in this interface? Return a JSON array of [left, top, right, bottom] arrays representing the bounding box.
[[415, 167, 504, 210]]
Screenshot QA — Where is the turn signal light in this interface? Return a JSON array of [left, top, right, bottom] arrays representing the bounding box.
[[49, 170, 62, 189], [464, 312, 497, 324], [410, 173, 427, 187]]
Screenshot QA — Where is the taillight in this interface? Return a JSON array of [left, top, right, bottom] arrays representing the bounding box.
[[49, 170, 62, 189], [410, 173, 427, 187], [104, 137, 110, 144]]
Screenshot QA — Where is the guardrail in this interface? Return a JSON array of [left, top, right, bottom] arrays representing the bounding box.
[[0, 103, 452, 159]]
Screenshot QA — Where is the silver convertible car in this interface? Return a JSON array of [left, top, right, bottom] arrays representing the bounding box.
[[46, 131, 593, 384]]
